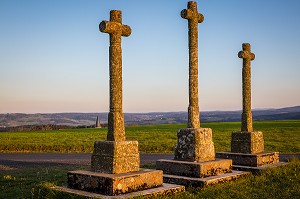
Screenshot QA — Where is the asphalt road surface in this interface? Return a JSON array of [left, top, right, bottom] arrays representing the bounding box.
[[0, 153, 299, 171]]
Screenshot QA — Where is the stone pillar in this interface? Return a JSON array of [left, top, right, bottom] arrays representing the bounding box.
[[173, 1, 215, 163], [99, 10, 131, 142], [91, 10, 140, 174], [181, 1, 204, 129], [229, 43, 264, 154], [238, 43, 255, 132]]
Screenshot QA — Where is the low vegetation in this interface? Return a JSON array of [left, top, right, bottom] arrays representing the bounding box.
[[0, 120, 300, 153], [0, 121, 299, 198], [0, 159, 299, 198]]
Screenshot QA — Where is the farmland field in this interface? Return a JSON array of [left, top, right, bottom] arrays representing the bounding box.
[[0, 120, 299, 153]]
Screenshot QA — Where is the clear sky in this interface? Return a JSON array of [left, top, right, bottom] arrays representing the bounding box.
[[0, 0, 300, 113]]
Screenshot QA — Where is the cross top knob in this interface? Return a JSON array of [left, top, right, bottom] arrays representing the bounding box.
[[238, 43, 255, 61], [181, 1, 204, 23]]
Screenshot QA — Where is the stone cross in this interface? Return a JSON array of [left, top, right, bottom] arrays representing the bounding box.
[[181, 1, 204, 129], [99, 10, 131, 141], [238, 43, 255, 132]]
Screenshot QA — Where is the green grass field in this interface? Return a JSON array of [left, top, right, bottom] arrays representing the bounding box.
[[1, 120, 300, 153], [1, 159, 299, 199], [0, 121, 300, 198]]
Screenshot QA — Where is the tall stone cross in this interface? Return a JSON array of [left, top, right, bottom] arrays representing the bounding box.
[[238, 43, 255, 132], [99, 10, 131, 141], [181, 1, 204, 128]]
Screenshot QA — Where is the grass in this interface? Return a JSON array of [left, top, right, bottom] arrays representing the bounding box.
[[0, 120, 300, 153], [1, 159, 299, 198], [0, 165, 86, 199], [165, 158, 300, 199]]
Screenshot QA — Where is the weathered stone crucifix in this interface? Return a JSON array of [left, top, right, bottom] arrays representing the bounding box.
[[181, 1, 204, 128], [238, 43, 255, 132], [99, 10, 131, 141]]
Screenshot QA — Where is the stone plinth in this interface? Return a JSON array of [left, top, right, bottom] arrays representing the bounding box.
[[156, 159, 232, 178], [231, 131, 264, 154], [156, 126, 250, 187], [55, 183, 185, 199], [67, 169, 163, 196], [162, 171, 250, 187], [175, 128, 215, 162], [216, 151, 279, 167], [91, 141, 139, 174]]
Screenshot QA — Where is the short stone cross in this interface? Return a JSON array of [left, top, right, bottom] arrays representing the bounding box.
[[238, 43, 255, 132], [181, 1, 204, 128], [99, 10, 131, 141]]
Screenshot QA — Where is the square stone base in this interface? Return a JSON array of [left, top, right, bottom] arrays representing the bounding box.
[[216, 151, 280, 167], [162, 170, 250, 187], [232, 162, 288, 172], [231, 131, 264, 154], [174, 128, 215, 162], [91, 141, 139, 174], [54, 183, 185, 199], [67, 169, 163, 196], [156, 158, 232, 178]]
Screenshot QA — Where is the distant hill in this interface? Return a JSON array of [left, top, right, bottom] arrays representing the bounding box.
[[0, 106, 299, 128]]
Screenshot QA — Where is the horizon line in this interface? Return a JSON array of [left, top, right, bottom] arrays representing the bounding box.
[[1, 105, 299, 115]]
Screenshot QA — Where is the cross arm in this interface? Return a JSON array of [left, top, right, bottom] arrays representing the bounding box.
[[99, 21, 131, 37], [238, 51, 255, 61], [181, 9, 204, 23]]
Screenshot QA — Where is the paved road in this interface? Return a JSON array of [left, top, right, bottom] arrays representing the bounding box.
[[0, 153, 299, 171]]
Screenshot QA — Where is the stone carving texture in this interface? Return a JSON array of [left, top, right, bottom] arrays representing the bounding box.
[[174, 128, 215, 162], [238, 43, 255, 132], [231, 131, 264, 154], [68, 169, 163, 196], [99, 10, 131, 142], [91, 141, 140, 174], [157, 159, 231, 178], [181, 1, 204, 129]]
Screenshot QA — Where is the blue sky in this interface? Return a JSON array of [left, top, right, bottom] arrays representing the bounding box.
[[0, 0, 300, 113]]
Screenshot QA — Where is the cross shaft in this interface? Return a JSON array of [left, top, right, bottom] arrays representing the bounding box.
[[238, 43, 255, 132], [99, 10, 131, 141], [181, 1, 204, 128]]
